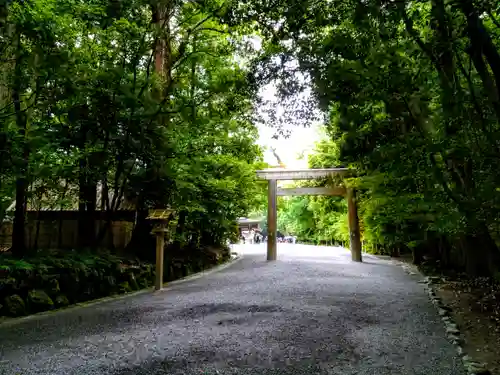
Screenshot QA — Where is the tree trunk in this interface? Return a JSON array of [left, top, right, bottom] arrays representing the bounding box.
[[57, 181, 68, 248], [78, 157, 90, 248], [95, 217, 112, 249], [464, 227, 500, 276], [172, 210, 187, 251], [11, 33, 27, 258], [431, 0, 461, 135], [12, 176, 27, 256], [77, 153, 97, 248], [439, 237, 450, 268], [466, 41, 500, 122], [33, 214, 41, 250], [58, 214, 64, 248], [126, 206, 155, 261], [459, 0, 500, 99], [412, 246, 424, 265], [86, 180, 97, 246]]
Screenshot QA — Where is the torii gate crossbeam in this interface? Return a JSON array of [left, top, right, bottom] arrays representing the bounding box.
[[256, 168, 362, 262]]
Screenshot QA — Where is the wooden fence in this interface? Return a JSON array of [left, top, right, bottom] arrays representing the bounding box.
[[0, 211, 136, 252]]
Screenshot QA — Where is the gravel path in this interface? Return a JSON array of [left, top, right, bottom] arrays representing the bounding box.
[[0, 244, 465, 375]]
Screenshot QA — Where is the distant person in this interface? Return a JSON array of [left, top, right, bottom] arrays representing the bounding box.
[[277, 231, 285, 242], [248, 229, 255, 244]]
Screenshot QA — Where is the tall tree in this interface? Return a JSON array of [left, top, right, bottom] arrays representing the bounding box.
[[227, 0, 500, 275]]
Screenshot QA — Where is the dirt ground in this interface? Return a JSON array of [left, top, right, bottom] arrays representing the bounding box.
[[435, 278, 500, 375], [395, 254, 500, 375]]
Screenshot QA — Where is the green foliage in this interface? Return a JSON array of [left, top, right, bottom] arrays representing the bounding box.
[[54, 294, 69, 307], [3, 294, 26, 317], [236, 0, 500, 275], [118, 282, 132, 294], [0, 249, 154, 316], [277, 140, 349, 244], [27, 289, 54, 313], [0, 0, 265, 257], [0, 246, 232, 317]]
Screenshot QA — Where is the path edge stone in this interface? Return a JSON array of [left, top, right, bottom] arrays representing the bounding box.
[[396, 260, 492, 375], [0, 254, 243, 329]]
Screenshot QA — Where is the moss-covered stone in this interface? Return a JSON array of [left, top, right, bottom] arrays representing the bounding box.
[[4, 294, 26, 317], [0, 277, 18, 296], [137, 277, 149, 289], [55, 295, 70, 307], [118, 281, 132, 293], [81, 283, 95, 300], [128, 273, 139, 291], [96, 276, 116, 296], [106, 275, 116, 287], [27, 289, 54, 313], [137, 266, 154, 285], [140, 264, 153, 278], [47, 278, 60, 295], [60, 273, 80, 296], [0, 252, 160, 317], [127, 265, 142, 275]]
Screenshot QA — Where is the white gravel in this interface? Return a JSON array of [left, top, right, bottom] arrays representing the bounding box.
[[0, 244, 465, 374]]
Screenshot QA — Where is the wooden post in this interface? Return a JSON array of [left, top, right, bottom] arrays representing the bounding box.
[[147, 209, 174, 291], [267, 179, 277, 261], [347, 188, 362, 262], [154, 224, 166, 291]]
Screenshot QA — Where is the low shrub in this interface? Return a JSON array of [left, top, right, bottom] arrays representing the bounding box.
[[0, 249, 155, 317], [55, 294, 70, 307], [3, 294, 26, 316], [0, 246, 231, 318], [27, 289, 54, 313]]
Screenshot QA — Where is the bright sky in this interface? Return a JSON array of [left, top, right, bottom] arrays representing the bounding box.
[[257, 123, 323, 168], [239, 35, 325, 168], [255, 85, 325, 169]]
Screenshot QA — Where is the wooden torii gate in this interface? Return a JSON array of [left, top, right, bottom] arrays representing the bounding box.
[[256, 168, 362, 262]]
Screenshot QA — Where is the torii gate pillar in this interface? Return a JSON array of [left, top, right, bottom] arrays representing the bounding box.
[[257, 168, 362, 262], [267, 179, 277, 261], [347, 188, 362, 262]]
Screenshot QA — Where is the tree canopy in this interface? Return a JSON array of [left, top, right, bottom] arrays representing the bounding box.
[[235, 0, 500, 276], [4, 0, 500, 278], [0, 0, 267, 258]]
